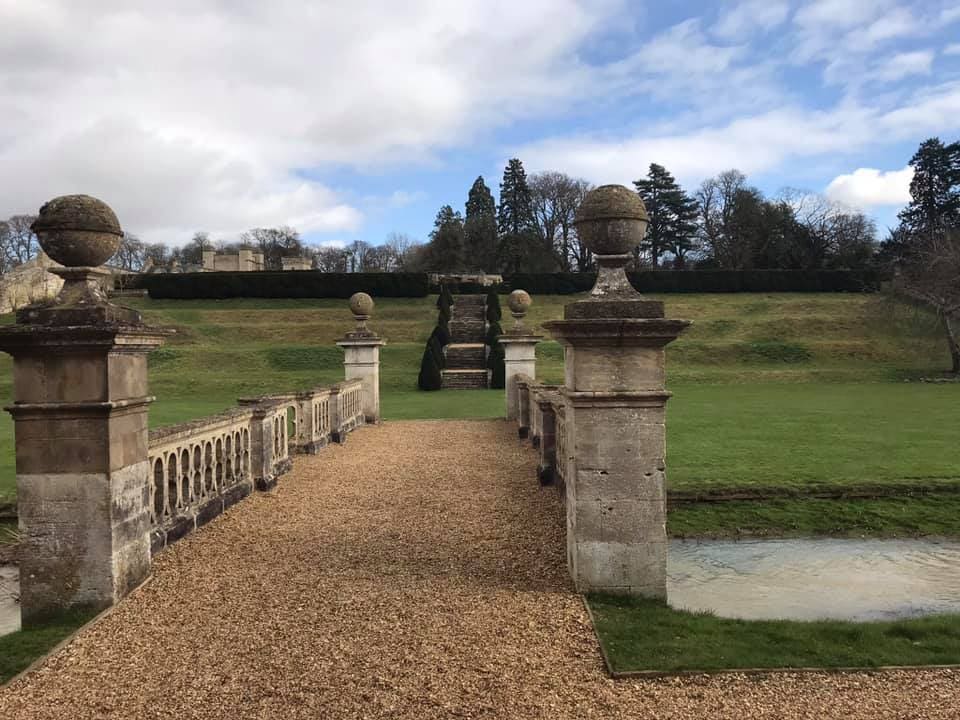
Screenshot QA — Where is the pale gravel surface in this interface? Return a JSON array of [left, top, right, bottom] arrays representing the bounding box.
[[1, 419, 957, 719]]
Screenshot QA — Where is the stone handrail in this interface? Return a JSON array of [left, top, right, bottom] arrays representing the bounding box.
[[147, 381, 366, 554], [332, 379, 365, 441], [514, 374, 567, 488]]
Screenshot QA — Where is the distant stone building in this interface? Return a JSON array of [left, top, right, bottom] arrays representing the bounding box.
[[428, 273, 503, 286], [281, 256, 313, 271], [202, 249, 265, 272]]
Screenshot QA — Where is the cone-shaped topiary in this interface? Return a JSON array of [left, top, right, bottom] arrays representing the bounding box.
[[438, 304, 451, 323], [430, 323, 450, 348], [443, 283, 455, 307], [486, 320, 503, 346], [418, 341, 443, 390], [485, 289, 501, 323], [488, 343, 505, 389], [428, 334, 445, 369]]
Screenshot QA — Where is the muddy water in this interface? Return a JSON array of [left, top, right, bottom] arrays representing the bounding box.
[[668, 538, 960, 621], [0, 565, 18, 635]]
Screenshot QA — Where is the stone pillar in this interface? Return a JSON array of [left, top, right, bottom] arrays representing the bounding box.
[[498, 290, 542, 421], [0, 195, 169, 624], [543, 185, 690, 599], [336, 292, 385, 424]]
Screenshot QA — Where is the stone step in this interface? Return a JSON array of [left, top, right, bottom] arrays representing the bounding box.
[[453, 295, 486, 306], [441, 369, 490, 389], [448, 319, 486, 343], [445, 343, 486, 369]]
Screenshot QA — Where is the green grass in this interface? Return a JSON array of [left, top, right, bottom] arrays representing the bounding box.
[[0, 609, 96, 684], [589, 595, 960, 673], [1, 293, 957, 524], [668, 495, 960, 539]]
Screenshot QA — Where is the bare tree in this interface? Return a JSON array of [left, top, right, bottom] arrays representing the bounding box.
[[385, 232, 416, 270], [529, 171, 592, 271], [112, 232, 146, 271], [240, 226, 303, 270], [0, 214, 39, 271], [899, 229, 960, 374], [313, 246, 349, 272]]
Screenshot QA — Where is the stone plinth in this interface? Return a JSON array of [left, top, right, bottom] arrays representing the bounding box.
[[0, 194, 171, 624], [0, 323, 167, 623], [337, 337, 385, 423], [543, 314, 688, 597], [542, 184, 690, 598], [337, 292, 385, 424], [499, 334, 542, 420]]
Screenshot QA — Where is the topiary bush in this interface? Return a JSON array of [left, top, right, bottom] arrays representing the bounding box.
[[486, 290, 502, 323], [488, 343, 505, 389], [417, 341, 443, 391]]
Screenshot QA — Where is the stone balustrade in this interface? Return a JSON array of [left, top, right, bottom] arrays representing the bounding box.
[[147, 408, 255, 554], [148, 381, 367, 555]]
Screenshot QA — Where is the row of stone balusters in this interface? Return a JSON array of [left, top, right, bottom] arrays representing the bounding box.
[[146, 379, 365, 555], [514, 375, 567, 491]]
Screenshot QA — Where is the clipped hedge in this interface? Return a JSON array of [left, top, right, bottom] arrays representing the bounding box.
[[500, 270, 887, 295], [137, 272, 429, 299]]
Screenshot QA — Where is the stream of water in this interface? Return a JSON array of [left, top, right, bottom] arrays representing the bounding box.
[[1, 539, 959, 635], [668, 538, 960, 621], [0, 565, 19, 635]]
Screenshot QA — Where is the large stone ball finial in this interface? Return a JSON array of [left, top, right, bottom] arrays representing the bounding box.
[[348, 292, 374, 335], [32, 194, 123, 268], [574, 184, 649, 258], [564, 184, 663, 319], [507, 289, 532, 332]]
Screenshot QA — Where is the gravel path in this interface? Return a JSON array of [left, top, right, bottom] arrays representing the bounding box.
[[1, 420, 957, 719]]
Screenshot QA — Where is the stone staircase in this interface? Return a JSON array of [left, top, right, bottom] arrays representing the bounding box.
[[442, 295, 490, 389]]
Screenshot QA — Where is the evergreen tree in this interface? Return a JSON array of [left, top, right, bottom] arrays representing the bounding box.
[[633, 163, 699, 268], [417, 343, 443, 390], [485, 289, 501, 323], [424, 205, 465, 271], [487, 343, 506, 389], [898, 138, 960, 240], [464, 176, 499, 271], [497, 158, 552, 272]]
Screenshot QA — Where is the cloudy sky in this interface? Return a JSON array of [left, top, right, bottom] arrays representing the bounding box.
[[2, 0, 959, 248]]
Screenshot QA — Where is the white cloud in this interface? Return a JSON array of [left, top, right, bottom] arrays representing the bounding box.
[[515, 81, 960, 188], [946, 43, 960, 55], [713, 0, 790, 40], [873, 50, 934, 82], [825, 166, 914, 208], [0, 0, 623, 244]]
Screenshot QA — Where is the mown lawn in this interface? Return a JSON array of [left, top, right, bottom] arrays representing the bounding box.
[[589, 595, 960, 673]]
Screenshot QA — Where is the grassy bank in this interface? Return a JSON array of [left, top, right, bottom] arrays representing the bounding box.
[[589, 595, 960, 673], [1, 293, 957, 535]]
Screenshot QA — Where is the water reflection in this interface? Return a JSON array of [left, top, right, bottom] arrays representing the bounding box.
[[0, 565, 18, 635], [668, 538, 960, 621]]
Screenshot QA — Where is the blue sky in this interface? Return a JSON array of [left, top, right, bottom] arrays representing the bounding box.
[[2, 0, 959, 247]]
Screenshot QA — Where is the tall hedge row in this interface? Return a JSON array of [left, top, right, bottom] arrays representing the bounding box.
[[135, 269, 885, 300], [137, 272, 429, 299], [432, 270, 887, 295]]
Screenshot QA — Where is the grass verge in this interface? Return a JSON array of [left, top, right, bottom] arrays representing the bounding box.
[[667, 495, 960, 539], [588, 595, 960, 674], [0, 609, 95, 684]]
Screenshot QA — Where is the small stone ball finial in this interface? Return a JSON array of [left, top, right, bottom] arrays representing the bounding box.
[[574, 184, 649, 257], [31, 194, 123, 268], [508, 289, 532, 315], [349, 292, 374, 318]]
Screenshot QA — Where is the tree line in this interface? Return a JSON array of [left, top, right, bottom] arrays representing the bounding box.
[[413, 159, 880, 274], [884, 137, 960, 374]]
